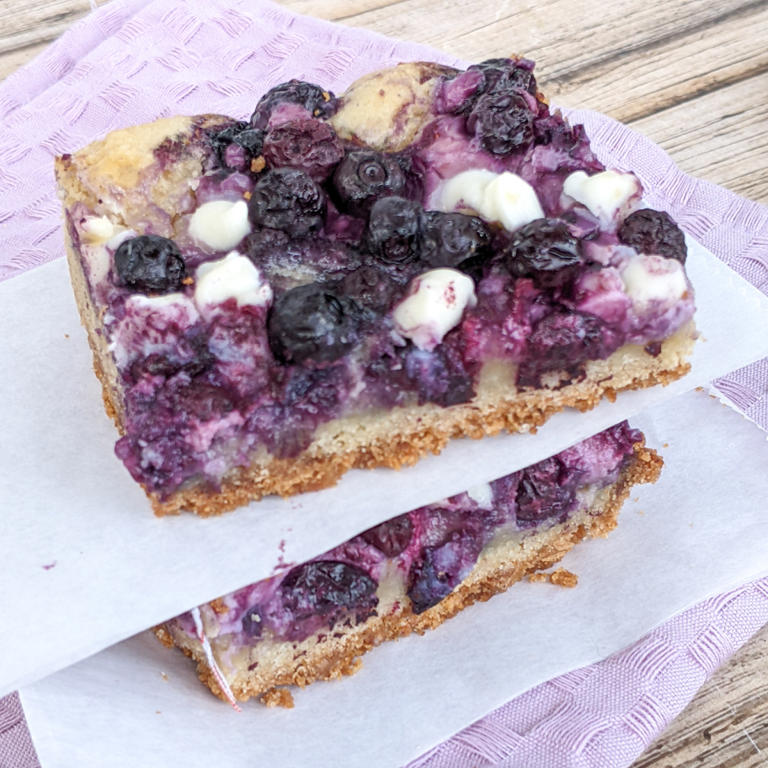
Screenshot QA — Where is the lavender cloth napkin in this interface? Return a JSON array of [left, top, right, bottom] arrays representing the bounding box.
[[1, 1, 766, 766]]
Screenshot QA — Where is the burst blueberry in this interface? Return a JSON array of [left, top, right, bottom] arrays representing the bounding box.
[[361, 514, 413, 557], [268, 283, 362, 364], [248, 168, 326, 238], [467, 90, 535, 155], [280, 561, 378, 623], [113, 234, 185, 293], [250, 80, 338, 130], [506, 218, 583, 287], [618, 209, 687, 263], [262, 118, 344, 181]]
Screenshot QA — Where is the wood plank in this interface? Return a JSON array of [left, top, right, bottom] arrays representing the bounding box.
[[629, 71, 768, 204], [632, 622, 768, 767], [0, 0, 99, 55], [546, 3, 768, 122]]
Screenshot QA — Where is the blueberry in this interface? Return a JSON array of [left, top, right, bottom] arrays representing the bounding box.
[[113, 235, 185, 293], [280, 561, 378, 623], [361, 514, 413, 557], [241, 604, 264, 638], [618, 209, 687, 263], [262, 118, 344, 181], [268, 282, 362, 364], [467, 90, 534, 155], [421, 211, 492, 272], [250, 80, 337, 130], [407, 529, 482, 614], [248, 168, 326, 238], [404, 346, 475, 407], [517, 311, 618, 388], [209, 122, 264, 170], [333, 150, 408, 216], [365, 196, 423, 265], [515, 456, 576, 524], [505, 218, 583, 288], [470, 58, 537, 97]]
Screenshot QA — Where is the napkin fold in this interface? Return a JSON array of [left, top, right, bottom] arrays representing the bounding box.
[[1, 1, 767, 767]]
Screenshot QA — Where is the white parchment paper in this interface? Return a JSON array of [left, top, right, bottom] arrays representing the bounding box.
[[2, 237, 768, 697], [19, 389, 768, 768]]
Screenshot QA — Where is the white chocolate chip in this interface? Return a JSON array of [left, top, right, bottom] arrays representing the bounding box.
[[80, 215, 115, 244], [188, 199, 251, 252], [440, 170, 544, 232], [392, 268, 477, 351], [620, 253, 687, 308], [562, 170, 641, 223], [194, 251, 272, 317]]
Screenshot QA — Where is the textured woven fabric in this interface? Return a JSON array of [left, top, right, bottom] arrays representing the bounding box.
[[1, 1, 767, 767]]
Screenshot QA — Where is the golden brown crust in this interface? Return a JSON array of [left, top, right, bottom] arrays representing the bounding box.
[[157, 444, 661, 705]]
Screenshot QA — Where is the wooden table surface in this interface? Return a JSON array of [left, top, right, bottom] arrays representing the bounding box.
[[2, 1, 766, 766]]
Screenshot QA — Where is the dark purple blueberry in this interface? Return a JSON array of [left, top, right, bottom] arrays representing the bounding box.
[[515, 456, 577, 524], [470, 58, 537, 97], [268, 283, 362, 364], [407, 529, 482, 614], [332, 150, 408, 216], [506, 218, 583, 288], [517, 311, 619, 388], [366, 196, 423, 265], [467, 90, 534, 155], [250, 80, 337, 130], [248, 168, 326, 238], [280, 560, 378, 624], [421, 211, 492, 272], [241, 604, 264, 638], [361, 514, 413, 557], [618, 209, 687, 263], [129, 332, 213, 383], [113, 235, 185, 293], [404, 346, 475, 407], [262, 118, 344, 181], [209, 122, 264, 170]]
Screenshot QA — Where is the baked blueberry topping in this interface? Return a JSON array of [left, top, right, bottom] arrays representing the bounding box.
[[515, 456, 576, 524], [341, 264, 397, 310], [421, 211, 492, 272], [505, 218, 583, 287], [470, 57, 538, 97], [250, 80, 337, 130], [332, 150, 408, 216], [361, 513, 413, 557], [209, 122, 264, 170], [248, 168, 326, 238], [618, 209, 687, 263], [241, 604, 264, 638], [467, 90, 535, 155], [113, 235, 185, 293], [517, 311, 618, 388], [407, 529, 482, 614], [365, 196, 423, 265], [262, 118, 344, 181], [268, 283, 362, 364], [279, 560, 378, 624]]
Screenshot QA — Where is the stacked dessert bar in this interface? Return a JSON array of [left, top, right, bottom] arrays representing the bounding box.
[[57, 57, 695, 704]]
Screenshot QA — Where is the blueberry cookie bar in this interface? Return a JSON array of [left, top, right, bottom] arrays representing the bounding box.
[[155, 422, 661, 706], [56, 58, 694, 515]]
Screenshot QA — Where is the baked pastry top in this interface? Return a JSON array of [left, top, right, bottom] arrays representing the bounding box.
[[56, 58, 695, 515]]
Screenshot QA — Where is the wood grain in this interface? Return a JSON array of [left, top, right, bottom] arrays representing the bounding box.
[[0, 2, 766, 767]]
